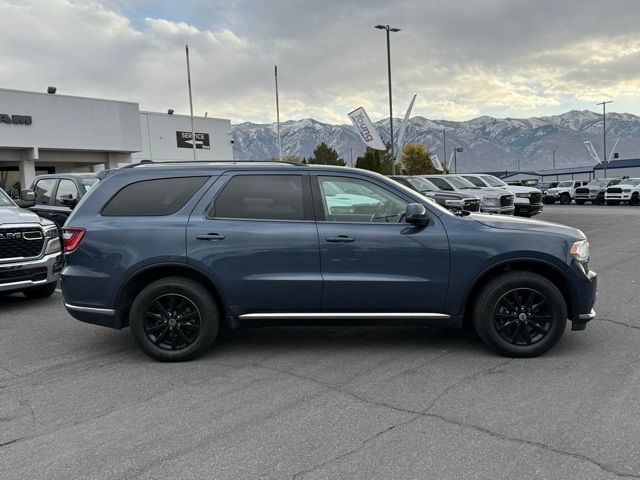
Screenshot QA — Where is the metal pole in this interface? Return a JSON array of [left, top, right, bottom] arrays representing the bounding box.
[[385, 27, 395, 174], [552, 149, 556, 170], [185, 45, 196, 161], [275, 65, 282, 162], [454, 149, 457, 174], [597, 100, 612, 177], [443, 130, 447, 169]]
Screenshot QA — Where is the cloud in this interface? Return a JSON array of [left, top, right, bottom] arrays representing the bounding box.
[[1, 0, 640, 123]]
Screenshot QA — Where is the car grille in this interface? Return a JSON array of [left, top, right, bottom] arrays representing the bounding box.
[[463, 199, 481, 212], [530, 192, 542, 204], [500, 195, 514, 207], [0, 266, 47, 285], [0, 227, 45, 260], [575, 188, 590, 194], [607, 187, 622, 194]]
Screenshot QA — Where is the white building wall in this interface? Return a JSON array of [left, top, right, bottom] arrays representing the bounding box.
[[134, 112, 233, 162]]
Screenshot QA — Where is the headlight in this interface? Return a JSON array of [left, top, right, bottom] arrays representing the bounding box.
[[444, 199, 464, 206], [515, 192, 531, 198], [483, 196, 499, 206], [623, 189, 631, 193], [44, 225, 59, 239], [570, 239, 590, 263]]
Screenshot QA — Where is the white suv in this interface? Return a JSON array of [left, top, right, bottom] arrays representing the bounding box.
[[543, 181, 588, 205], [460, 174, 543, 217], [604, 178, 640, 206]]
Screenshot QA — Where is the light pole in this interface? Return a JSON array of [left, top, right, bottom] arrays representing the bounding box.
[[375, 24, 400, 174], [596, 100, 612, 178], [453, 147, 463, 173], [442, 130, 448, 168]]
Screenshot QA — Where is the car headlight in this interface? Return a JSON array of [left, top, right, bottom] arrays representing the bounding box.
[[515, 192, 531, 198], [570, 239, 590, 264], [444, 199, 464, 206], [623, 189, 631, 193], [44, 225, 59, 239], [483, 196, 499, 206]]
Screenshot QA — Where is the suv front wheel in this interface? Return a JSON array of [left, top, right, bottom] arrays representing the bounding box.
[[473, 271, 567, 357], [130, 277, 220, 361]]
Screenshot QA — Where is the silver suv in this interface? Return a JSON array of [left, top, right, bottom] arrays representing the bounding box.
[[0, 188, 62, 298], [422, 175, 515, 215], [574, 179, 622, 205]]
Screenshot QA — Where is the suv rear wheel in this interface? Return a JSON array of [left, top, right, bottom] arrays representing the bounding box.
[[130, 277, 220, 361], [473, 271, 567, 357]]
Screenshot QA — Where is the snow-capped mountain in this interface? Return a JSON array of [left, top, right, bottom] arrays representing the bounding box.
[[231, 110, 640, 171]]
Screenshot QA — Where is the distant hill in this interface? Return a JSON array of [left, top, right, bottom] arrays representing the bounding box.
[[231, 110, 640, 171]]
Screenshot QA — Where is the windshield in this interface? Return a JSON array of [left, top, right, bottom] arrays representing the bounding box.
[[588, 179, 609, 187], [80, 177, 99, 192], [0, 188, 15, 207], [557, 181, 574, 188], [447, 176, 478, 189], [619, 179, 640, 186], [480, 175, 508, 187], [461, 176, 486, 187], [406, 177, 438, 192]]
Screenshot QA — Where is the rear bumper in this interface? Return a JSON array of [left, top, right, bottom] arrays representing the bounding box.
[[64, 302, 123, 329], [0, 252, 63, 293]]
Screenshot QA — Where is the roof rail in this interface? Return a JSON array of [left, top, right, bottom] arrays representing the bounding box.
[[120, 160, 308, 169]]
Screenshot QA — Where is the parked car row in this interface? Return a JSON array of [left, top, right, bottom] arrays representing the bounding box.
[[391, 174, 543, 217], [537, 178, 640, 206]]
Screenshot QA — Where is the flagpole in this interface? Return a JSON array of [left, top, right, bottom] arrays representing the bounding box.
[[185, 45, 196, 161], [275, 65, 282, 161]]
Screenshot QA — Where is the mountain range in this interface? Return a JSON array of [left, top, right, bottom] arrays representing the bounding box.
[[231, 110, 640, 172]]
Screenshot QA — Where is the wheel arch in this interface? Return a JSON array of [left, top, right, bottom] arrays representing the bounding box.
[[115, 262, 230, 328], [462, 258, 575, 324]]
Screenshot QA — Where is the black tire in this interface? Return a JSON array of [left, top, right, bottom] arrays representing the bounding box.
[[606, 200, 620, 206], [575, 200, 585, 205], [129, 277, 220, 362], [593, 195, 605, 206], [629, 194, 639, 206], [559, 194, 572, 205], [473, 271, 567, 358], [22, 282, 57, 299]]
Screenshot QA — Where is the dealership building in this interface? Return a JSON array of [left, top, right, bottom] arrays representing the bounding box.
[[0, 88, 233, 191]]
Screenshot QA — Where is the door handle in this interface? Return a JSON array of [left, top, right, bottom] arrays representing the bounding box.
[[196, 233, 226, 241], [325, 235, 354, 243]]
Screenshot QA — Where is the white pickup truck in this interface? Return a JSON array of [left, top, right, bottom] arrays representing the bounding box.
[[542, 181, 588, 205], [604, 178, 640, 206]]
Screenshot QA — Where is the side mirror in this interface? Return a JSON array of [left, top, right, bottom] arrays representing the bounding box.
[[59, 194, 78, 208], [15, 189, 36, 208], [405, 203, 429, 226]]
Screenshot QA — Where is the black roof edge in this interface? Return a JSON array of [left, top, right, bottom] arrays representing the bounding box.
[[120, 160, 308, 169]]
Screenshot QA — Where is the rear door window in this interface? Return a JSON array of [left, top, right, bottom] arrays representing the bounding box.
[[54, 179, 80, 206], [102, 176, 209, 216], [211, 175, 307, 221], [34, 178, 57, 205]]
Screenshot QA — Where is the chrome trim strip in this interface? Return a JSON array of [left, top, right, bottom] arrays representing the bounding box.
[[578, 309, 596, 320], [239, 312, 451, 320], [65, 303, 116, 316]]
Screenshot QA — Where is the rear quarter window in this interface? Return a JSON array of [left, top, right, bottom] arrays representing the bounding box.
[[101, 176, 208, 216]]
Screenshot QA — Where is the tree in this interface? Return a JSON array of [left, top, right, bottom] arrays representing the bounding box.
[[308, 142, 346, 166], [398, 143, 439, 175], [355, 145, 393, 174], [282, 155, 305, 164]]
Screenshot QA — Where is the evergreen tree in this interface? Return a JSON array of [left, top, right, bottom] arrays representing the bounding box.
[[355, 144, 392, 174], [398, 143, 438, 175], [308, 142, 346, 166]]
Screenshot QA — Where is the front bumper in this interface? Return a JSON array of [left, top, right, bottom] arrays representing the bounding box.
[[481, 205, 515, 215], [0, 251, 63, 293], [604, 194, 631, 201], [570, 269, 598, 331], [515, 203, 543, 216]]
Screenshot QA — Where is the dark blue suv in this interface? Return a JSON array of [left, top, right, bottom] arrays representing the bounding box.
[[61, 162, 597, 361]]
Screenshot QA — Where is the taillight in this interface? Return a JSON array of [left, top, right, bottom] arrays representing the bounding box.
[[61, 227, 86, 253]]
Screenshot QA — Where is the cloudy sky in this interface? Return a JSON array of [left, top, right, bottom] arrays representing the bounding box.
[[1, 0, 639, 124]]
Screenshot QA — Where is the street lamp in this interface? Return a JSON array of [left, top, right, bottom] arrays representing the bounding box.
[[596, 100, 612, 178], [375, 24, 401, 174], [453, 147, 463, 173]]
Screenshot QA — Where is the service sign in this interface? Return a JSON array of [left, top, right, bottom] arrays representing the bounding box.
[[176, 131, 210, 149], [0, 114, 32, 125]]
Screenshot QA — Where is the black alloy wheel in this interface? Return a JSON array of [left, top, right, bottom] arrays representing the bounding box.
[[143, 294, 201, 351], [493, 288, 552, 346], [130, 276, 220, 361]]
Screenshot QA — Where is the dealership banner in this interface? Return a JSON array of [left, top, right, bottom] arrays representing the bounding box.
[[583, 141, 600, 162], [395, 94, 417, 158], [431, 153, 444, 172], [347, 107, 387, 151], [176, 131, 210, 149]]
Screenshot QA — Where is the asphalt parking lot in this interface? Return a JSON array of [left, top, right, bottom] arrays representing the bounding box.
[[1, 204, 640, 480]]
